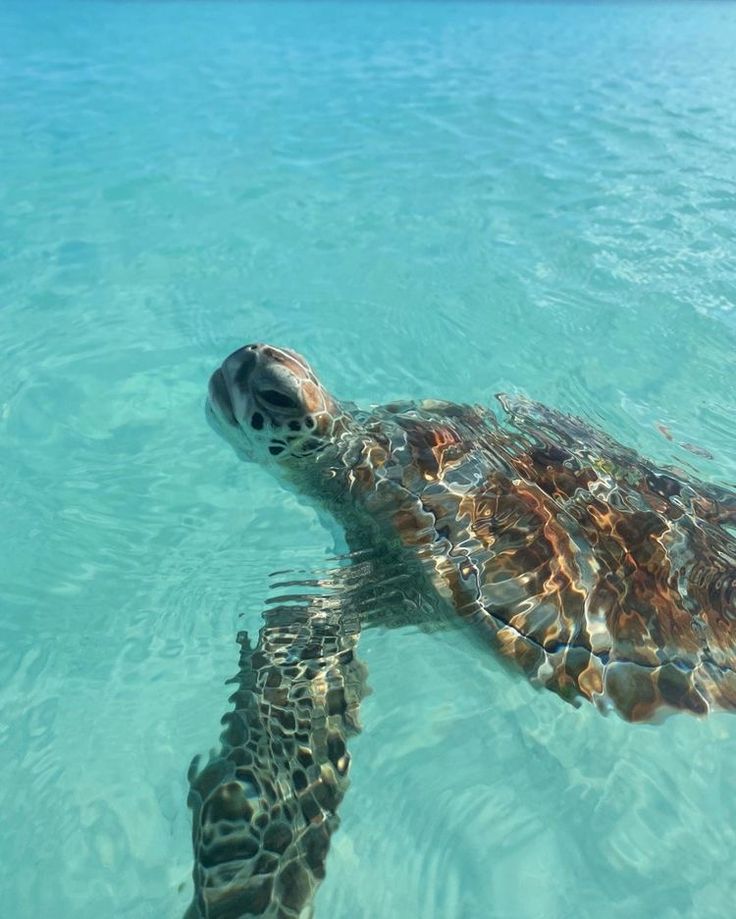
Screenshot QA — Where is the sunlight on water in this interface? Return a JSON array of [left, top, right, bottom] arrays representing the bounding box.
[[1, 2, 735, 917]]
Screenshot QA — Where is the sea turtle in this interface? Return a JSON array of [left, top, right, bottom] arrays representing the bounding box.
[[187, 343, 736, 919]]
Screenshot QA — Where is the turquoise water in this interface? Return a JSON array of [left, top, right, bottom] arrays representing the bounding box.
[[2, 1, 736, 916]]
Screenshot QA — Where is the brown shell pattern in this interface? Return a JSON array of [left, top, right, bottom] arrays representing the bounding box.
[[363, 395, 736, 723]]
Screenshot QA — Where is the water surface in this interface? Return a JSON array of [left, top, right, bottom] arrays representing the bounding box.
[[1, 2, 735, 917]]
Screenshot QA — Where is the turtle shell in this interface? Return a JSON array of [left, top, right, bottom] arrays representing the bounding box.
[[371, 395, 736, 722]]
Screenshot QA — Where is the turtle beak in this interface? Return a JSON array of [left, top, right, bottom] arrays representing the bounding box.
[[208, 367, 238, 427], [222, 345, 258, 395]]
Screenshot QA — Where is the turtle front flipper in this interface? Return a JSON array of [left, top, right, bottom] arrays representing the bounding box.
[[186, 560, 369, 919]]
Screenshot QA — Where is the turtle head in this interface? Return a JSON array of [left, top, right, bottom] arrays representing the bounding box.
[[207, 344, 342, 463]]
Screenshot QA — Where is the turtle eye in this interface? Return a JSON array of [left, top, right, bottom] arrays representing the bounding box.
[[258, 389, 300, 410]]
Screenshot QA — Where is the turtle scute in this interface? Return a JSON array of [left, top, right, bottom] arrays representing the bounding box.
[[361, 392, 736, 722]]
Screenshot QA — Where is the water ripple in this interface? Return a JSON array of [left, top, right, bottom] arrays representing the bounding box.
[[1, 1, 736, 917]]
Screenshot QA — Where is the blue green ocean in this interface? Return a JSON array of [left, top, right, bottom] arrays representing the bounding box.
[[1, 1, 735, 917]]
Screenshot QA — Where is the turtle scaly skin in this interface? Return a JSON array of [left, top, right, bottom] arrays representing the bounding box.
[[190, 343, 736, 917], [185, 563, 369, 919]]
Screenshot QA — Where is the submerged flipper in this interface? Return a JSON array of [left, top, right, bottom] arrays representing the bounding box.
[[186, 558, 372, 919]]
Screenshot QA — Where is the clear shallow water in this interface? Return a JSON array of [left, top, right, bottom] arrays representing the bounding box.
[[1, 1, 735, 917]]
